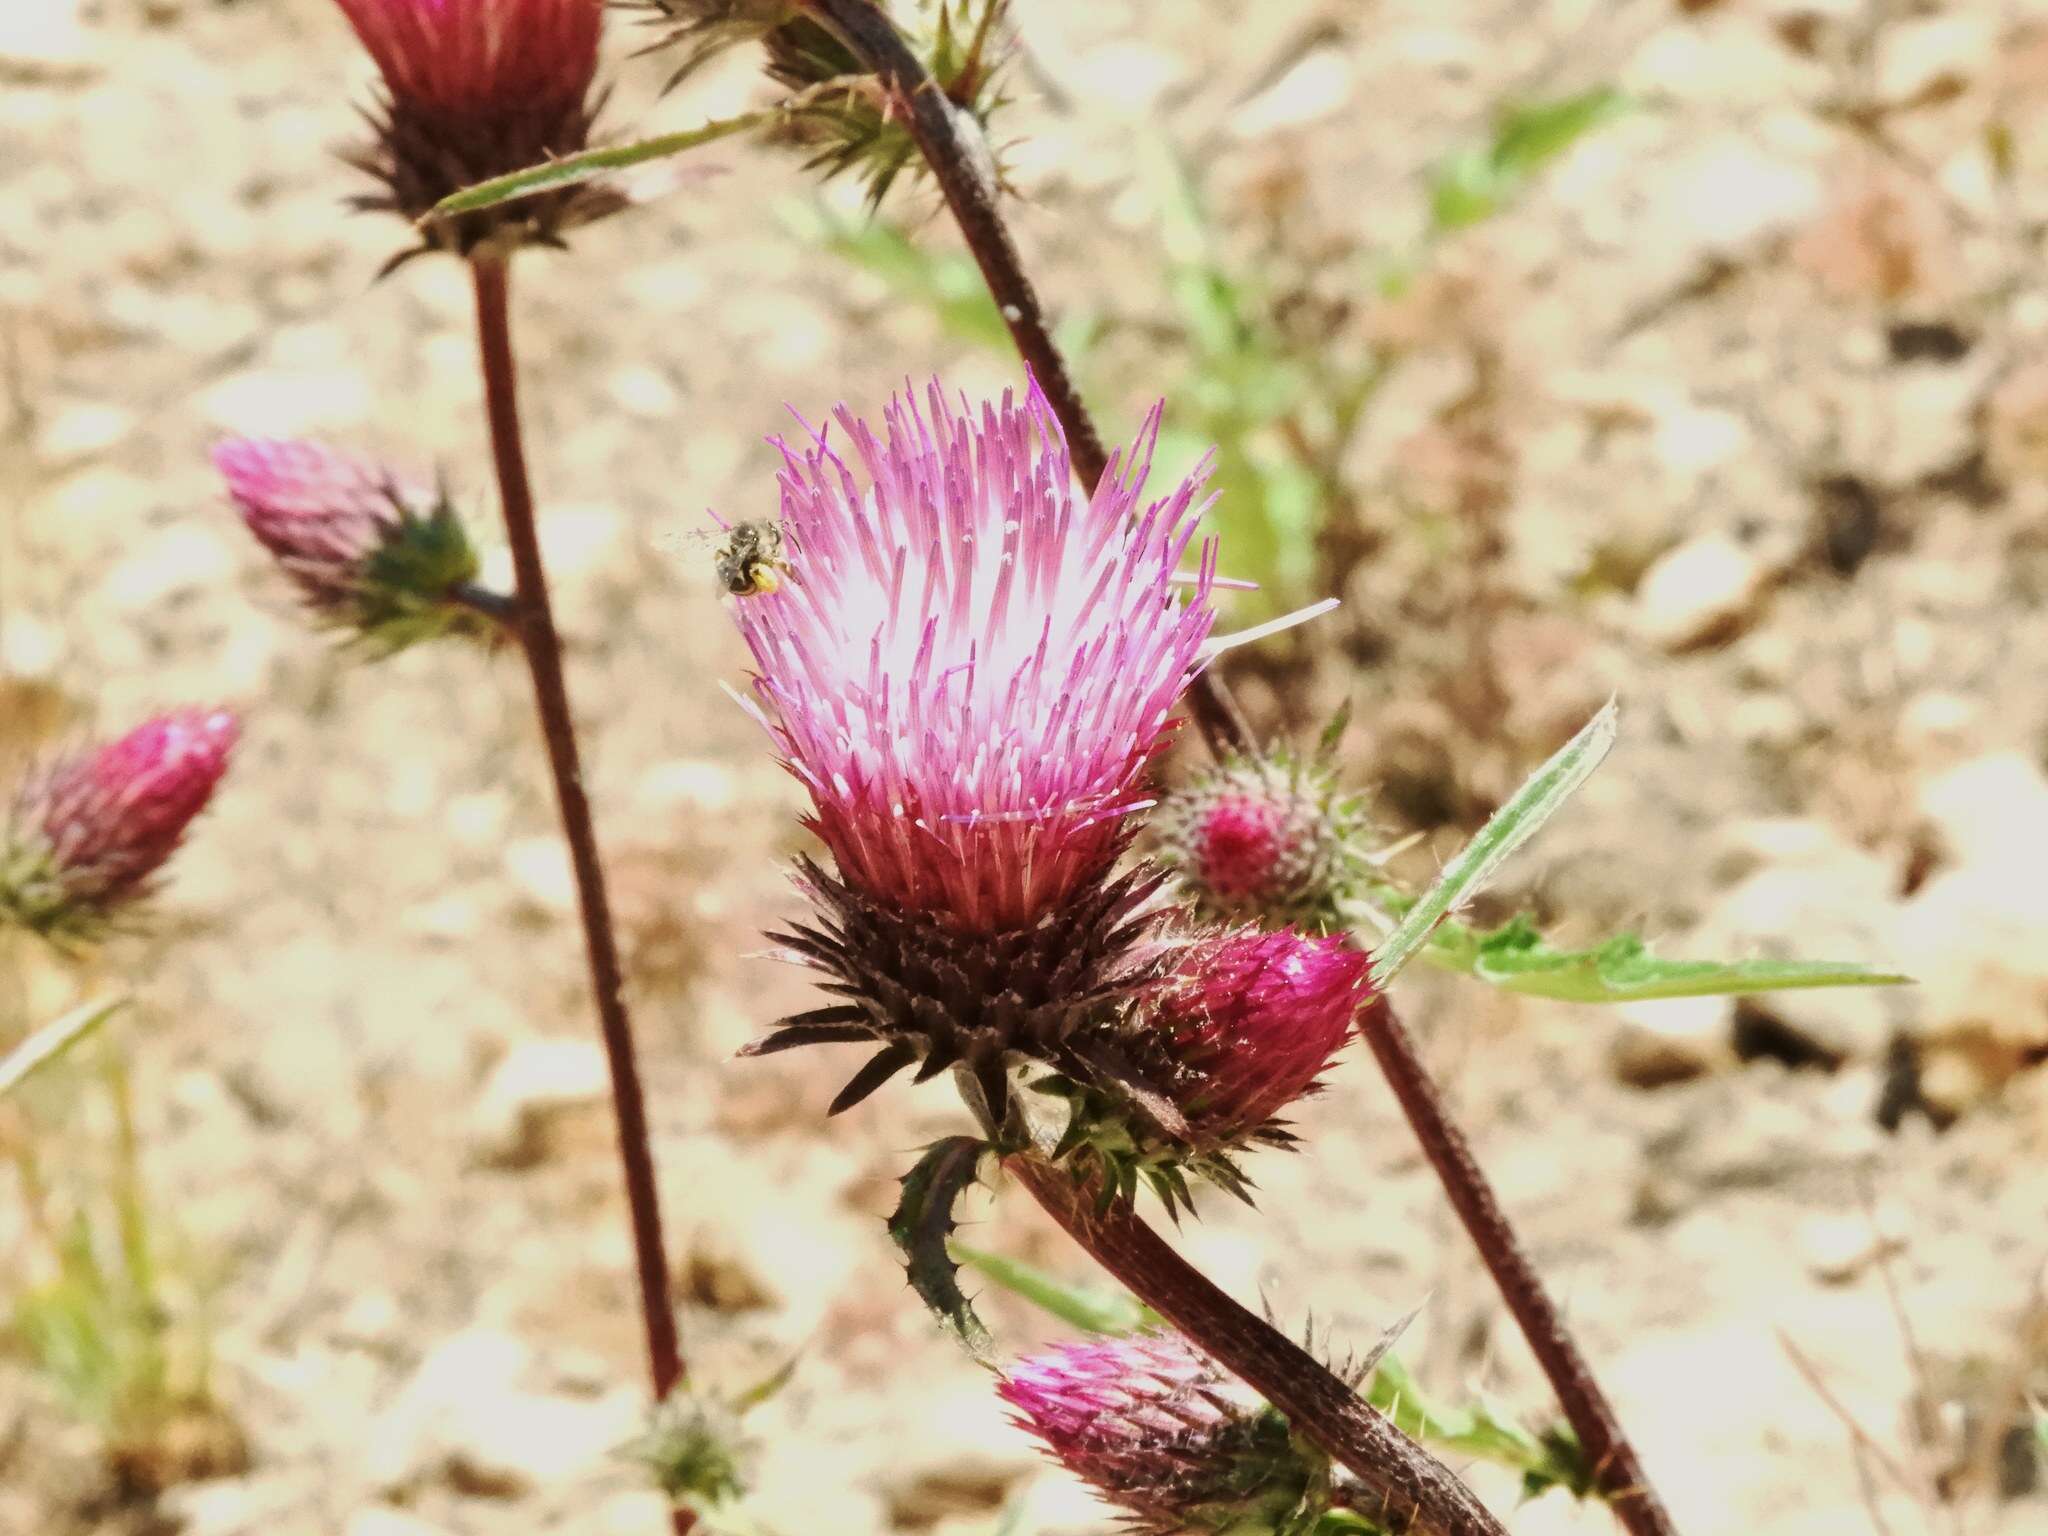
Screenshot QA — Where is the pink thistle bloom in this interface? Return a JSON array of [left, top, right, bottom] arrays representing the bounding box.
[[731, 378, 1217, 935], [329, 0, 611, 258], [1150, 927, 1369, 1151], [214, 438, 489, 650], [1000, 1331, 1323, 1534], [2, 710, 239, 944]]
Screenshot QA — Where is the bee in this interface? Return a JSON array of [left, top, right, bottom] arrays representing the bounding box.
[[711, 519, 792, 598]]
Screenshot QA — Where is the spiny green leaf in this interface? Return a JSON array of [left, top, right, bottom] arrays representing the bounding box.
[[889, 1137, 994, 1359], [951, 1242, 1159, 1335], [426, 111, 771, 221], [1370, 701, 1617, 988], [0, 996, 126, 1099]]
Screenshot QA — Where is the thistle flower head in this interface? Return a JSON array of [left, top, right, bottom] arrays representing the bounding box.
[[1, 710, 239, 946], [1000, 1332, 1330, 1536], [1155, 748, 1374, 929], [331, 0, 613, 260], [731, 377, 1216, 937], [214, 437, 494, 653], [1147, 928, 1368, 1150]]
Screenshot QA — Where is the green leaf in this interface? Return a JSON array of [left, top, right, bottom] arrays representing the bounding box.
[[951, 1242, 1160, 1335], [888, 1137, 994, 1359], [426, 112, 772, 221], [1428, 87, 1626, 234], [0, 995, 126, 1099], [1365, 1353, 1591, 1496], [1370, 701, 1617, 988]]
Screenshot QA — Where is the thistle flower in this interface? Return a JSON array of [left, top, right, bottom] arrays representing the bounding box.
[[1154, 746, 1374, 930], [999, 1331, 1331, 1536], [732, 378, 1215, 1125], [331, 0, 614, 262], [1057, 928, 1368, 1210], [214, 437, 497, 653], [1, 710, 239, 946]]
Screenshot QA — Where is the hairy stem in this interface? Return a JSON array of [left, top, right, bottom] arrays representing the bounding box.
[[1356, 996, 1679, 1536], [1011, 1155, 1508, 1536], [470, 255, 692, 1532], [797, 0, 1251, 758]]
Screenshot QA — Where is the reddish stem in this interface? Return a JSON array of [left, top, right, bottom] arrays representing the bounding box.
[[470, 254, 694, 1535], [1012, 1156, 1507, 1536], [1356, 996, 1680, 1536], [797, 0, 1251, 759]]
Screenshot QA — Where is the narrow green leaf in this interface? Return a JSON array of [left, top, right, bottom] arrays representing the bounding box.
[[0, 996, 126, 1099], [888, 1137, 994, 1359], [426, 111, 771, 221], [952, 1242, 1160, 1335], [1370, 701, 1617, 988], [1491, 88, 1627, 178]]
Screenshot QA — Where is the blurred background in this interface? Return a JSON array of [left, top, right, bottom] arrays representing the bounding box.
[[4, 0, 2047, 1532]]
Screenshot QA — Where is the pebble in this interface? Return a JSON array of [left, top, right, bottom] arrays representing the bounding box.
[[1916, 753, 2048, 871], [1611, 994, 1737, 1087], [343, 1510, 455, 1536], [198, 366, 374, 437], [466, 1037, 612, 1170], [103, 525, 238, 613], [0, 0, 95, 80], [503, 835, 577, 919], [1633, 533, 1770, 652], [1799, 1206, 1907, 1284], [34, 400, 136, 463], [1231, 48, 1354, 138]]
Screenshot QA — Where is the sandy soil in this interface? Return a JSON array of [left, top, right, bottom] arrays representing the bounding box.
[[3, 2, 2047, 1534]]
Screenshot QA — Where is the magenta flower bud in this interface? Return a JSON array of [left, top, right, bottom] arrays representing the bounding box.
[[2, 710, 239, 945], [732, 379, 1216, 1125], [214, 437, 493, 653], [1155, 749, 1373, 929], [1000, 1332, 1329, 1535], [734, 378, 1216, 935], [1151, 929, 1368, 1150], [330, 0, 611, 260]]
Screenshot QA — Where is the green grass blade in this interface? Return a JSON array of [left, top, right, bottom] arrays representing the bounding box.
[[1370, 701, 1617, 988], [951, 1242, 1159, 1335], [427, 112, 771, 221], [0, 995, 126, 1098]]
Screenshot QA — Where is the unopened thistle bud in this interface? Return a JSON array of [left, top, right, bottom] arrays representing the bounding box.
[[1057, 928, 1369, 1210], [330, 0, 614, 263], [1, 710, 238, 946], [1154, 748, 1374, 931], [637, 0, 1012, 205], [1000, 1332, 1333, 1536], [733, 377, 1215, 1126], [214, 438, 499, 653]]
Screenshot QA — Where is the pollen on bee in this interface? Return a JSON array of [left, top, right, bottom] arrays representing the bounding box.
[[749, 567, 781, 596]]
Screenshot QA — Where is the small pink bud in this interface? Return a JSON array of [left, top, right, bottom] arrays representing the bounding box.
[[214, 437, 490, 651], [3, 710, 239, 944], [1150, 928, 1369, 1152], [1000, 1331, 1327, 1534], [330, 0, 611, 257], [1156, 752, 1372, 928]]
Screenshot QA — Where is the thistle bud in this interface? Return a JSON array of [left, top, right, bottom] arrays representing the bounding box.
[[214, 438, 498, 654], [1, 710, 238, 946], [1149, 928, 1368, 1152], [329, 0, 614, 261], [1154, 750, 1373, 930], [1055, 928, 1368, 1210], [1000, 1332, 1332, 1536], [639, 0, 1012, 205]]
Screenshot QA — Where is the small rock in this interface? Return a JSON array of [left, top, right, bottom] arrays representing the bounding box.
[[34, 401, 136, 464], [0, 0, 94, 79], [538, 502, 634, 594], [1633, 534, 1770, 652], [1231, 48, 1354, 138], [157, 1471, 303, 1536], [198, 366, 373, 437], [1901, 857, 2048, 1072], [875, 1383, 1037, 1526], [343, 1509, 456, 1536], [104, 526, 237, 613], [467, 1038, 611, 1169], [1916, 754, 2048, 871], [503, 835, 576, 918], [633, 758, 743, 825], [1611, 994, 1737, 1087], [1800, 1206, 1907, 1284]]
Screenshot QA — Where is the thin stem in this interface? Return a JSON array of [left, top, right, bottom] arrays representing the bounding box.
[[796, 0, 1251, 759], [1011, 1155, 1508, 1536], [1356, 996, 1680, 1536], [469, 255, 693, 1533]]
